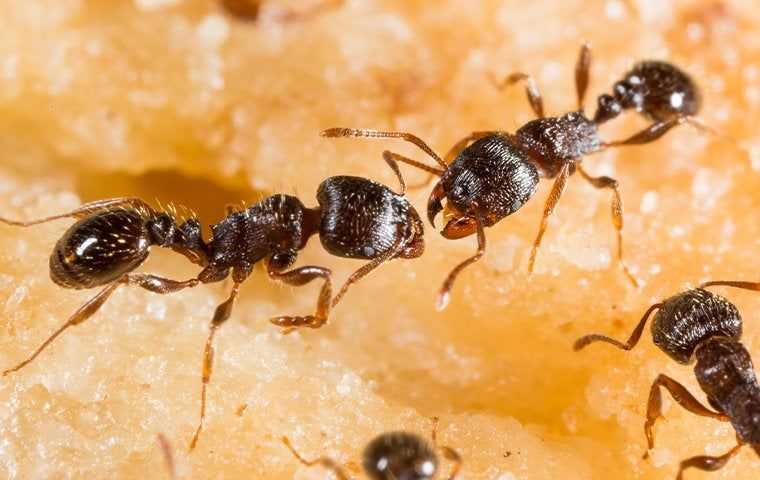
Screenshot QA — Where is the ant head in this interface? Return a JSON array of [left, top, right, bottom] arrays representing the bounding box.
[[427, 135, 539, 238], [652, 289, 742, 364], [399, 207, 425, 259], [363, 432, 438, 480]]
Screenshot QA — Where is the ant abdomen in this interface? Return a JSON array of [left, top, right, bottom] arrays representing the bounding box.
[[317, 176, 425, 259], [362, 432, 438, 480], [50, 209, 151, 289], [596, 60, 700, 124], [430, 135, 539, 239], [652, 288, 741, 364]]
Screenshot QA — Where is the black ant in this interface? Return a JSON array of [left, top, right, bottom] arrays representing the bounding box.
[[0, 162, 424, 451], [282, 418, 461, 479], [575, 280, 760, 479], [322, 44, 705, 309]]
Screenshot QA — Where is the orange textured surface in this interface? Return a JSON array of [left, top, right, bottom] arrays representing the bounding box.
[[2, 0, 760, 478]]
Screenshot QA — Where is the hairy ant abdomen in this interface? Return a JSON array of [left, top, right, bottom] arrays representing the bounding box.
[[50, 209, 152, 289], [652, 288, 742, 364]]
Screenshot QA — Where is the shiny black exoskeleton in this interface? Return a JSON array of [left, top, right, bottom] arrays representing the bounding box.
[[282, 428, 461, 480], [324, 44, 694, 308], [575, 280, 760, 479], [594, 60, 701, 124], [0, 170, 423, 451], [363, 432, 438, 480]]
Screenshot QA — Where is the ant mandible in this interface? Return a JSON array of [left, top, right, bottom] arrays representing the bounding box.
[[575, 280, 760, 479], [323, 44, 701, 309], [0, 160, 424, 451], [282, 418, 462, 479]]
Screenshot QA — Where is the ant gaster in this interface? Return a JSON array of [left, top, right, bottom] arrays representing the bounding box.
[[0, 161, 423, 451], [282, 418, 462, 479], [575, 280, 760, 479], [323, 44, 700, 309]]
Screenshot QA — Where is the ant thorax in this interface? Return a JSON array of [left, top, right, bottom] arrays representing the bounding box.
[[514, 111, 602, 178]]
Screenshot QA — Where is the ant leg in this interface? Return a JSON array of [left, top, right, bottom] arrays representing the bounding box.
[[576, 165, 638, 287], [430, 417, 463, 480], [675, 443, 743, 480], [0, 197, 154, 227], [527, 162, 571, 275], [604, 117, 683, 146], [157, 434, 177, 480], [644, 374, 728, 452], [574, 302, 662, 351], [268, 263, 333, 332], [321, 128, 448, 170], [437, 212, 486, 311], [281, 437, 350, 480], [700, 280, 760, 291], [331, 239, 404, 309], [189, 282, 241, 451], [269, 0, 343, 22], [2, 274, 199, 376], [575, 43, 592, 110], [493, 72, 544, 118]]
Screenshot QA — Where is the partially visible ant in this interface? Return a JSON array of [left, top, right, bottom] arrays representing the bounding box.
[[157, 433, 178, 480], [282, 417, 462, 479], [219, 0, 343, 22], [0, 161, 424, 451], [323, 44, 702, 309], [575, 280, 760, 479]]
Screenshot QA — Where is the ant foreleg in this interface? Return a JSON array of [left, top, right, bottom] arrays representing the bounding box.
[[2, 274, 199, 377], [268, 264, 333, 333], [437, 212, 486, 311], [0, 197, 154, 227], [675, 443, 743, 480], [281, 436, 350, 480], [574, 302, 662, 352], [644, 374, 728, 452], [189, 282, 241, 451], [493, 72, 545, 119], [576, 165, 639, 287], [430, 417, 463, 480], [527, 162, 570, 275]]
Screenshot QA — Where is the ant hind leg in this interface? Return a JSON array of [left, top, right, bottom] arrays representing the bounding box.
[[575, 43, 592, 110], [0, 197, 155, 227], [2, 273, 199, 377]]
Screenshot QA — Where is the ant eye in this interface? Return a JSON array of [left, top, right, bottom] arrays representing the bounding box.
[[269, 251, 296, 271]]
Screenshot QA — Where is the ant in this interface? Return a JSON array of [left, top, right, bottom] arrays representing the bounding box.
[[0, 162, 424, 452], [220, 0, 343, 22], [281, 418, 462, 479], [323, 44, 703, 309], [575, 280, 760, 479]]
